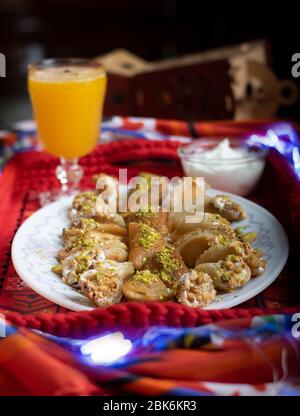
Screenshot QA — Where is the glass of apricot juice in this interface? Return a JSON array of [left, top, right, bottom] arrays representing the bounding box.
[[28, 58, 107, 204]]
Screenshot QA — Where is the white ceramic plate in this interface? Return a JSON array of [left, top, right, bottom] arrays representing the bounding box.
[[11, 190, 289, 311]]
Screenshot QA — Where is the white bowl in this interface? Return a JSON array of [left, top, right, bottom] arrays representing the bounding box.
[[178, 138, 268, 196]]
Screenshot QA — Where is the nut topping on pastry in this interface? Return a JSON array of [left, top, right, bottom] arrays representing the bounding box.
[[61, 248, 106, 286], [206, 195, 247, 222], [196, 255, 251, 292], [79, 261, 134, 307], [144, 245, 188, 291], [176, 270, 216, 307], [125, 209, 169, 236], [128, 222, 167, 269]]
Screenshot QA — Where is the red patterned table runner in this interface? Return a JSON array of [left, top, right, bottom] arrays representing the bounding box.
[[0, 139, 299, 314]]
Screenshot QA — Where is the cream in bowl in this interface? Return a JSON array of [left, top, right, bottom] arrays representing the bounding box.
[[178, 138, 268, 196]]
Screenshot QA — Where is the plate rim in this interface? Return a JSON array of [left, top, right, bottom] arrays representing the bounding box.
[[11, 190, 289, 311], [11, 196, 94, 311]]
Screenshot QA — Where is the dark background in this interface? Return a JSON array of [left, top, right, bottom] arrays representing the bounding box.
[[0, 0, 299, 125]]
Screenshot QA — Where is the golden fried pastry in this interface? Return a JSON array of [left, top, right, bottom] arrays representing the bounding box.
[[61, 247, 105, 286], [71, 209, 125, 228], [61, 230, 123, 257], [176, 270, 216, 307], [175, 229, 235, 267], [205, 195, 247, 222], [62, 227, 84, 249], [128, 222, 167, 269], [122, 270, 172, 301], [168, 211, 220, 233], [87, 224, 127, 238], [140, 210, 169, 236], [100, 259, 134, 280], [98, 239, 128, 262], [94, 232, 125, 242], [125, 210, 169, 236], [169, 212, 235, 241], [196, 255, 251, 292], [93, 211, 124, 228], [79, 270, 122, 307], [58, 239, 128, 263], [144, 245, 188, 291], [62, 226, 126, 256], [56, 248, 70, 261], [195, 240, 245, 265], [79, 217, 126, 231], [63, 221, 121, 238], [70, 192, 99, 225], [195, 239, 265, 278], [79, 260, 134, 307], [71, 187, 125, 228], [168, 211, 202, 235], [63, 226, 83, 239]]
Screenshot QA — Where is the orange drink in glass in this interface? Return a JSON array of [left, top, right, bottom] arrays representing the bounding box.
[[28, 58, 107, 204]]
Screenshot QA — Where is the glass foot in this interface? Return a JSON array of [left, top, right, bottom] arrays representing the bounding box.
[[39, 158, 84, 206]]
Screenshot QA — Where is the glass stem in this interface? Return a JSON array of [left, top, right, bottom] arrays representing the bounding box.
[[55, 158, 83, 194]]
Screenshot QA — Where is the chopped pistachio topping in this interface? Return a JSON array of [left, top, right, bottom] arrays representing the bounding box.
[[242, 232, 257, 243], [51, 264, 62, 274], [81, 218, 98, 229], [75, 254, 92, 274], [96, 261, 116, 272], [159, 270, 172, 283], [81, 203, 93, 212], [225, 254, 240, 262], [135, 206, 155, 219], [134, 270, 158, 285], [217, 234, 228, 246], [221, 272, 231, 283], [72, 236, 97, 251], [95, 265, 116, 281], [156, 246, 180, 273], [138, 223, 160, 249], [95, 272, 115, 283], [235, 225, 249, 238], [210, 213, 229, 224], [253, 248, 263, 256], [154, 246, 181, 284]]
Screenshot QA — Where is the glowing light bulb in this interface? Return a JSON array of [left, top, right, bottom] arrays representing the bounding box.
[[80, 332, 132, 364], [81, 332, 123, 355]]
